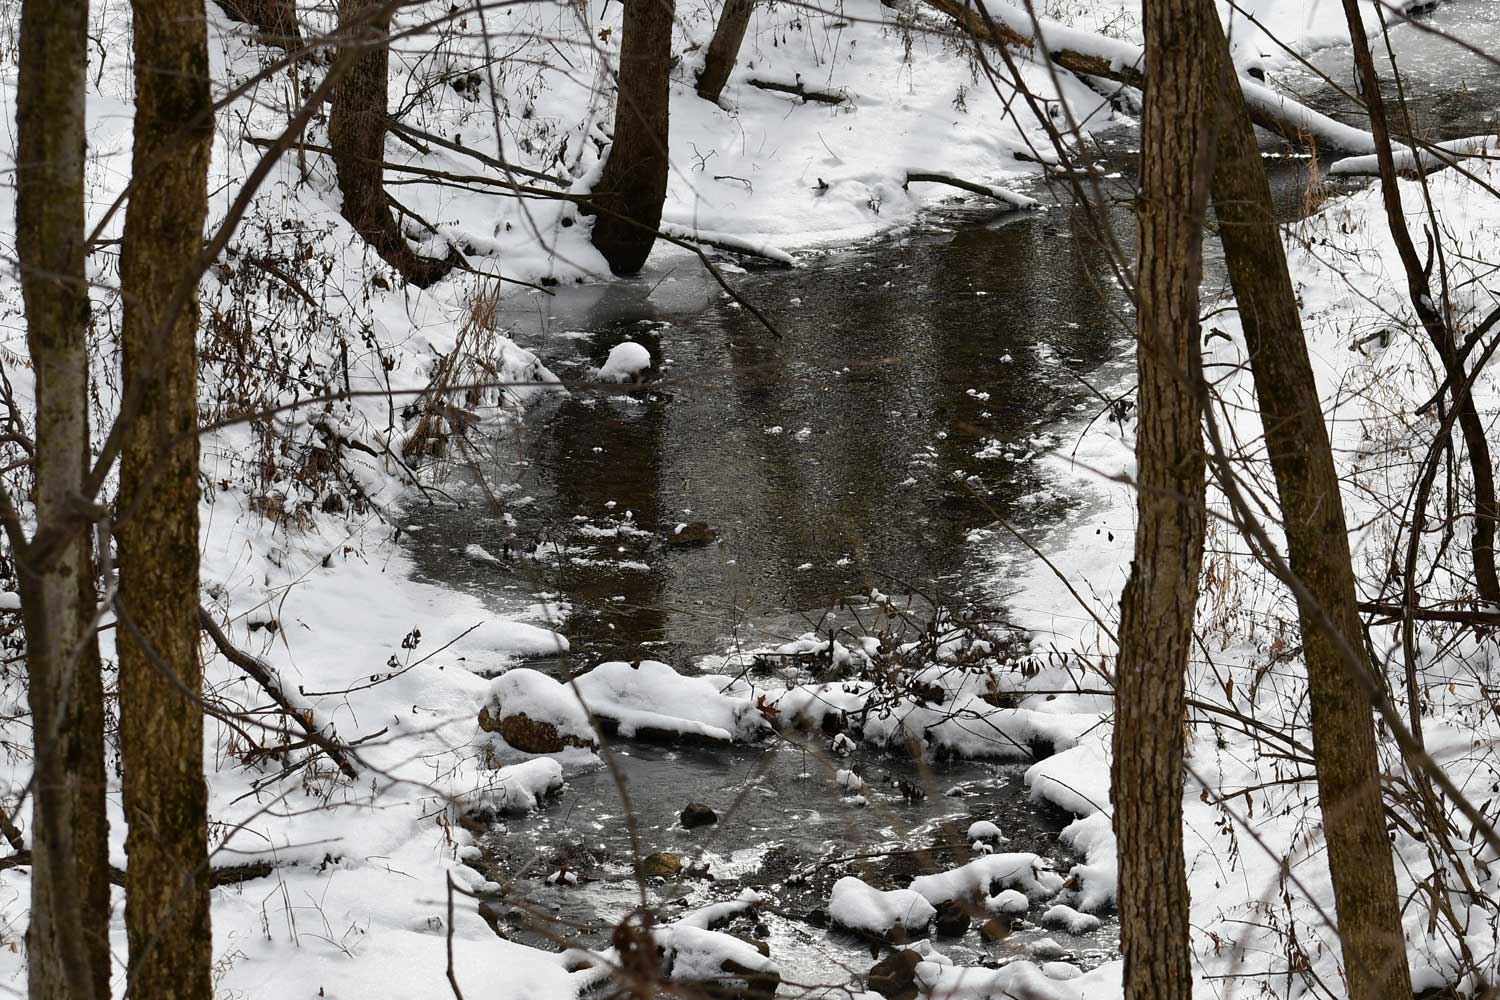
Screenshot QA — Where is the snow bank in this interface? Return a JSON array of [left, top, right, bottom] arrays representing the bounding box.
[[460, 758, 564, 817]]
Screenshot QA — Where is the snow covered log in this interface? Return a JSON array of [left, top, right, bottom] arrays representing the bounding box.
[[904, 170, 1039, 210], [920, 0, 1384, 156], [657, 222, 795, 265], [1330, 134, 1500, 177]]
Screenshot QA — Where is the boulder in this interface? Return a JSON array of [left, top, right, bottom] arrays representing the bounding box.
[[867, 949, 922, 1000], [641, 852, 683, 878], [681, 803, 719, 829], [933, 899, 971, 938]]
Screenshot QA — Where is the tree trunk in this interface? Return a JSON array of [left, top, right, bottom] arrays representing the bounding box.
[[1208, 14, 1415, 999], [118, 0, 214, 995], [214, 0, 302, 48], [1337, 0, 1500, 606], [14, 1, 110, 997], [590, 0, 675, 274], [329, 0, 454, 288], [696, 0, 753, 104], [1109, 0, 1216, 997]]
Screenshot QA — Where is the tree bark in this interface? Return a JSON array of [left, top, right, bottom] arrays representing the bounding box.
[[330, 0, 454, 288], [1336, 0, 1500, 606], [118, 0, 215, 995], [1208, 13, 1415, 999], [214, 0, 302, 48], [14, 1, 110, 997], [1109, 0, 1215, 997], [696, 0, 753, 104], [589, 0, 675, 274]]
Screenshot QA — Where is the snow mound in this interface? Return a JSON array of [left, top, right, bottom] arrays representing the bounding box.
[[966, 819, 1003, 843], [829, 876, 935, 938], [569, 660, 765, 742], [598, 341, 652, 382]]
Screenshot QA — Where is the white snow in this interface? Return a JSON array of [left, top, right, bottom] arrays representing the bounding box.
[[597, 341, 653, 383], [828, 876, 936, 937]]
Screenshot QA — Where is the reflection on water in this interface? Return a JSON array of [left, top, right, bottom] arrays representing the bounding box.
[[404, 194, 1137, 666]]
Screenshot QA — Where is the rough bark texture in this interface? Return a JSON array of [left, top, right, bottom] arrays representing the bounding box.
[[214, 0, 302, 47], [1336, 0, 1500, 606], [1108, 0, 1215, 997], [118, 0, 214, 994], [14, 2, 110, 997], [590, 0, 675, 274], [1208, 16, 1415, 1000], [696, 0, 753, 104], [330, 0, 454, 287]]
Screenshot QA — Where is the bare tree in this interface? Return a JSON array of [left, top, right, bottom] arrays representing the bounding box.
[[330, 0, 455, 287], [1206, 12, 1415, 999], [116, 0, 216, 993], [590, 0, 675, 274], [696, 0, 752, 104], [13, 0, 110, 997], [1108, 0, 1217, 996]]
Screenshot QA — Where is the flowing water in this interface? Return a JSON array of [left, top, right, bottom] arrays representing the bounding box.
[[400, 8, 1500, 991]]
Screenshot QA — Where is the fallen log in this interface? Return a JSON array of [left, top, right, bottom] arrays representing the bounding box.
[[0, 851, 278, 887], [658, 222, 795, 265], [199, 607, 361, 780], [920, 0, 1381, 155], [904, 169, 1038, 210], [1331, 135, 1500, 177], [746, 78, 848, 105]]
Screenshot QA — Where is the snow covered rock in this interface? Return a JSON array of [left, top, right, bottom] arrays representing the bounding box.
[[598, 341, 652, 382], [965, 819, 1003, 845], [829, 876, 935, 942], [908, 853, 1063, 907], [1040, 903, 1100, 935], [660, 925, 779, 1000], [569, 660, 765, 742], [479, 668, 597, 753], [867, 948, 923, 1000]]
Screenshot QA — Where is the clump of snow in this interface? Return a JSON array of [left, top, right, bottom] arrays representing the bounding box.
[[464, 543, 502, 565], [836, 768, 865, 793], [829, 876, 935, 938], [597, 341, 652, 382]]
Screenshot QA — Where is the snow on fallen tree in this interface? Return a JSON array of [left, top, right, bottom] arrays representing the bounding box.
[[903, 170, 1039, 210], [919, 0, 1390, 156], [658, 222, 795, 266], [1330, 134, 1500, 176]]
